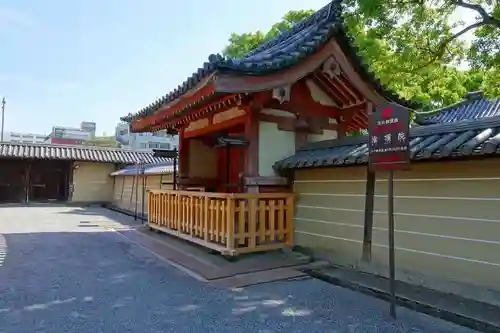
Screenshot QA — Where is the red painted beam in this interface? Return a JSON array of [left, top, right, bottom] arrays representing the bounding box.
[[132, 83, 217, 132], [262, 80, 341, 118]]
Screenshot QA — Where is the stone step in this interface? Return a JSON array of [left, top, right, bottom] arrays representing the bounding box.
[[209, 267, 309, 289]]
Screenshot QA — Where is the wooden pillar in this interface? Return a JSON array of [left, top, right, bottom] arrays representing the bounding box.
[[244, 106, 259, 177], [178, 128, 189, 179]]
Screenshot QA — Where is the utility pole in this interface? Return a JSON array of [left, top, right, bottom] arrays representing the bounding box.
[[1, 97, 5, 142]]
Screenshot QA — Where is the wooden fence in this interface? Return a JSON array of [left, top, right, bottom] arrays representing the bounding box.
[[148, 190, 295, 256]]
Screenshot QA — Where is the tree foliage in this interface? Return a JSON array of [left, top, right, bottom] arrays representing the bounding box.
[[349, 0, 500, 68], [222, 3, 500, 111], [83, 136, 121, 148]]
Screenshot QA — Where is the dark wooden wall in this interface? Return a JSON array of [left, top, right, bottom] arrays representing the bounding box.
[[0, 159, 71, 203]]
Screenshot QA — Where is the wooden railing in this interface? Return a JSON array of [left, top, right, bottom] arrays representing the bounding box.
[[147, 190, 294, 256]]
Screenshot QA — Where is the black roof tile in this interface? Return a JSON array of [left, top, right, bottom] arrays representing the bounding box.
[[274, 116, 500, 170], [0, 143, 170, 164], [121, 0, 418, 124], [416, 91, 500, 125]]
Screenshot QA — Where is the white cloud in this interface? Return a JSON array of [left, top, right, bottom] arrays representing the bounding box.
[[0, 75, 79, 95], [0, 7, 36, 31]]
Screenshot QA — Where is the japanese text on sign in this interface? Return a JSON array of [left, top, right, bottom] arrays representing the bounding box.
[[368, 103, 411, 171]]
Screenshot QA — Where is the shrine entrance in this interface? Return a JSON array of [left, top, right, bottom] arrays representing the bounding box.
[[180, 120, 250, 193], [215, 136, 247, 193]]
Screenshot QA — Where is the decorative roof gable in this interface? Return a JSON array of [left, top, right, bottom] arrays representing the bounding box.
[[121, 0, 418, 124]]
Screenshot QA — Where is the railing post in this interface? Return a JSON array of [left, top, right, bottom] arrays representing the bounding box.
[[147, 191, 152, 224], [204, 196, 209, 242], [285, 195, 294, 247], [226, 197, 235, 252], [175, 192, 181, 234], [248, 198, 257, 249], [159, 193, 164, 226]]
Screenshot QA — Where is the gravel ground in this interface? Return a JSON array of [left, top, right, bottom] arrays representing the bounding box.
[[0, 206, 479, 333]]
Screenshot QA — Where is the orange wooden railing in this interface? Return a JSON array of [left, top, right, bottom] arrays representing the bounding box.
[[147, 190, 294, 256]]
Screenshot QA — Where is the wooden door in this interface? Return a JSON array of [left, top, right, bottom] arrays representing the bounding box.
[[217, 146, 246, 192], [0, 160, 27, 203]]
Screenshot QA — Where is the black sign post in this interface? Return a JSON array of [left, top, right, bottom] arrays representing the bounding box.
[[134, 160, 145, 222], [139, 161, 146, 224], [368, 102, 411, 319]]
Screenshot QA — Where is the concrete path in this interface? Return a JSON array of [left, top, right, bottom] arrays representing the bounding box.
[[0, 206, 479, 333]]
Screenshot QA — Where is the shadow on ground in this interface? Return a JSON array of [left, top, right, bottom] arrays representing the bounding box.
[[0, 206, 479, 333]]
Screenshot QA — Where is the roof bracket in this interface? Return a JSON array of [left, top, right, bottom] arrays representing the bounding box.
[[322, 56, 341, 80], [272, 85, 292, 104]]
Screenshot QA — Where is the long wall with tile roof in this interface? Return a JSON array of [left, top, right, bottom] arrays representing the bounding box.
[[276, 96, 500, 299], [0, 142, 170, 165]]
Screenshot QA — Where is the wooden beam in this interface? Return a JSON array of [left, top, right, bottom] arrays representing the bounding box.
[[341, 101, 367, 112], [263, 80, 341, 119], [183, 114, 246, 139], [313, 73, 351, 106], [259, 113, 337, 133], [142, 94, 243, 133]]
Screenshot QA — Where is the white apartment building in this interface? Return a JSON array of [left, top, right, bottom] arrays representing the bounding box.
[[115, 122, 178, 151], [2, 131, 47, 144]]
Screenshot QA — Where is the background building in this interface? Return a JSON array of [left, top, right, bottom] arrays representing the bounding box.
[[3, 131, 47, 144], [115, 122, 178, 151], [80, 121, 96, 138], [46, 121, 96, 145]]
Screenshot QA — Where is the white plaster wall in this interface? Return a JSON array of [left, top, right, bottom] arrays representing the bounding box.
[[258, 120, 295, 177]]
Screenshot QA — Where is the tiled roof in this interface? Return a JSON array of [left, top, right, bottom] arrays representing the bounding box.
[[110, 162, 176, 176], [0, 143, 170, 164], [417, 92, 500, 125], [121, 0, 418, 123], [274, 116, 500, 170]]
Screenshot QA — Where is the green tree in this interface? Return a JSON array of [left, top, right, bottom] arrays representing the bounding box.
[[347, 0, 500, 68], [83, 136, 121, 148]]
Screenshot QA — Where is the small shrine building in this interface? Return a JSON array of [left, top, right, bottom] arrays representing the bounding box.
[[121, 0, 416, 194]]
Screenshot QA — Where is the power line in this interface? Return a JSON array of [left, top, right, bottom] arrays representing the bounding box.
[[1, 97, 5, 142]]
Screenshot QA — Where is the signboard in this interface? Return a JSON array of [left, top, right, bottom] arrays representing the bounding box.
[[52, 127, 91, 140], [50, 137, 84, 145], [368, 102, 411, 171]]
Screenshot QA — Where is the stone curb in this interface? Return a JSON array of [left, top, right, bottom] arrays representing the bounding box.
[[301, 268, 500, 333]]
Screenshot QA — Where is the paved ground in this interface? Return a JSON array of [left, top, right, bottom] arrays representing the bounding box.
[[0, 206, 479, 333]]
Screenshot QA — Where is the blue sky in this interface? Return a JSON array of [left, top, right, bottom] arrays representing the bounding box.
[[0, 0, 330, 135]]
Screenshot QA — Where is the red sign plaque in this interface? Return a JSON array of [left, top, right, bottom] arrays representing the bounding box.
[[368, 102, 411, 171]]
